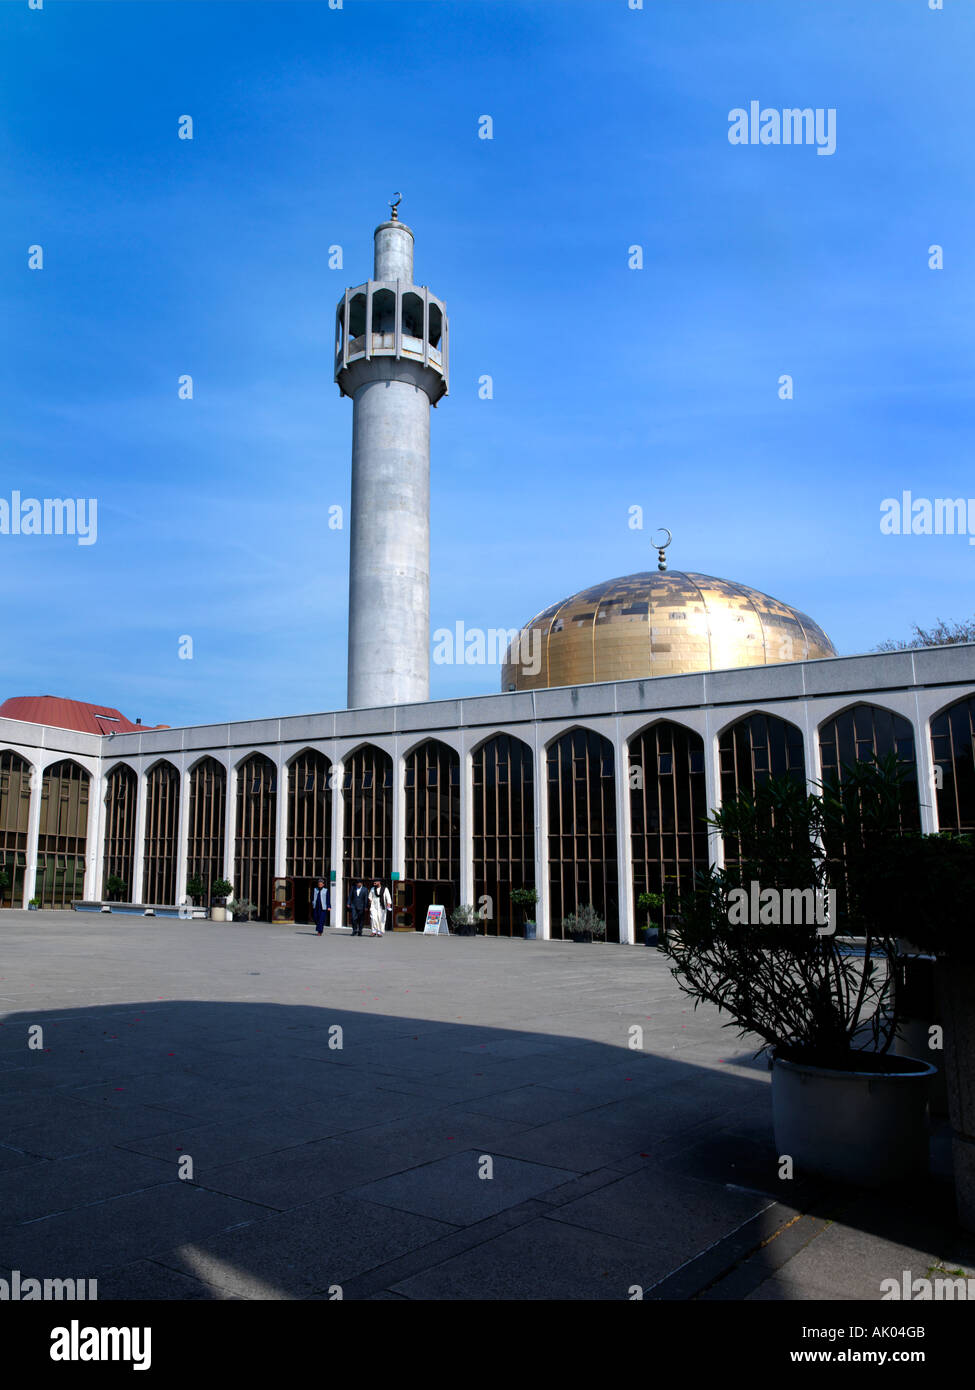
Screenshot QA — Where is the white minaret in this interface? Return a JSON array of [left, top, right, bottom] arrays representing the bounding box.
[[335, 199, 449, 708]]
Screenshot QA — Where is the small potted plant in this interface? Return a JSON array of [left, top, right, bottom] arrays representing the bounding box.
[[562, 904, 605, 943], [186, 875, 205, 908], [637, 890, 665, 947], [510, 886, 539, 939], [450, 903, 478, 936], [233, 897, 257, 922], [105, 874, 127, 904], [211, 878, 233, 922]]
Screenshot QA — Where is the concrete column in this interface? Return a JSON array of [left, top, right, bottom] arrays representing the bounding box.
[[392, 746, 406, 884], [533, 728, 550, 940], [132, 767, 147, 905], [374, 220, 414, 281], [224, 764, 238, 897], [86, 765, 105, 902], [22, 760, 43, 908], [459, 744, 474, 916], [913, 702, 939, 834], [704, 711, 724, 871], [175, 766, 191, 904], [614, 723, 634, 945], [347, 378, 430, 707], [275, 756, 289, 879], [330, 759, 344, 926]]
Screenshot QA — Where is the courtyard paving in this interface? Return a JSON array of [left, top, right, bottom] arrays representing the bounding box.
[[0, 911, 971, 1301]]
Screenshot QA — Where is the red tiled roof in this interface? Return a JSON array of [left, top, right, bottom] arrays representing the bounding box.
[[0, 696, 168, 736]]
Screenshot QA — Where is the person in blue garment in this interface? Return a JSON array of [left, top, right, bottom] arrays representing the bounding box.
[[312, 878, 331, 935]]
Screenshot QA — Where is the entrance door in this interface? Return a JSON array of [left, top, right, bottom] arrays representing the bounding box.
[[272, 877, 294, 924], [406, 879, 458, 932]]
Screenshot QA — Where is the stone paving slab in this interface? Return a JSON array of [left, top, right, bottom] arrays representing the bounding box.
[[346, 1150, 578, 1225], [0, 911, 966, 1301], [153, 1193, 457, 1298]]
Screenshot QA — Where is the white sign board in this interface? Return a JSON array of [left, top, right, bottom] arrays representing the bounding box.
[[423, 905, 449, 935]]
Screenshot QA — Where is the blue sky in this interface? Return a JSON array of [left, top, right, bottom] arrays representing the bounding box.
[[2, 0, 973, 726]]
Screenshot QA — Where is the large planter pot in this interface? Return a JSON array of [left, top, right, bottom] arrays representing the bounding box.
[[895, 1018, 948, 1115], [935, 959, 975, 1232], [772, 1053, 935, 1187], [210, 906, 227, 922]]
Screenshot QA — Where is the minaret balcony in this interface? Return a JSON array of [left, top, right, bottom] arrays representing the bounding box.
[[334, 280, 449, 399]]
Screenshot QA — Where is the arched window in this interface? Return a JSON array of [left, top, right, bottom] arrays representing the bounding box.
[[819, 703, 920, 830], [288, 750, 331, 878], [428, 302, 443, 351], [143, 761, 180, 904], [348, 291, 367, 343], [718, 713, 804, 866], [473, 734, 535, 936], [0, 750, 32, 907], [235, 755, 277, 920], [405, 739, 460, 897], [37, 760, 90, 909], [629, 722, 708, 926], [719, 712, 805, 803], [546, 728, 618, 941], [930, 695, 975, 832], [187, 758, 227, 906], [372, 288, 396, 338], [402, 291, 424, 342], [103, 764, 138, 902], [342, 745, 392, 885]]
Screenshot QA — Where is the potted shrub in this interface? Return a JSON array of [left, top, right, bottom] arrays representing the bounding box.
[[105, 874, 127, 904], [233, 897, 257, 922], [0, 867, 9, 907], [866, 831, 975, 1229], [510, 886, 539, 939], [664, 758, 935, 1188], [186, 875, 205, 908], [450, 904, 478, 937], [637, 890, 665, 947], [28, 898, 40, 911], [211, 878, 233, 922], [562, 904, 606, 943]]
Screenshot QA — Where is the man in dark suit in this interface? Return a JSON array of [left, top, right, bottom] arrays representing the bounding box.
[[347, 878, 368, 936], [312, 879, 331, 935]]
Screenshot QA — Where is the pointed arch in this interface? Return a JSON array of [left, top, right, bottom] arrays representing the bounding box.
[[404, 738, 460, 904], [235, 753, 277, 920], [545, 726, 618, 942], [628, 719, 708, 927], [930, 693, 975, 832], [717, 711, 805, 868], [287, 748, 332, 879], [103, 763, 138, 901], [187, 757, 227, 906], [342, 743, 392, 886], [718, 710, 806, 802], [818, 701, 920, 831], [0, 749, 33, 907], [37, 759, 91, 908], [143, 759, 180, 904], [472, 732, 535, 936]]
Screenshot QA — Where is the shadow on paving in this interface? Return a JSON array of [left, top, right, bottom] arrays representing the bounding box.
[[0, 994, 967, 1301]]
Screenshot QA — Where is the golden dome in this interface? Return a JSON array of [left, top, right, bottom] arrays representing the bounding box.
[[502, 571, 836, 691]]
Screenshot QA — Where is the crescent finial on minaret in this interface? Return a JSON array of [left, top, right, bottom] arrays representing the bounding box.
[[389, 192, 402, 221]]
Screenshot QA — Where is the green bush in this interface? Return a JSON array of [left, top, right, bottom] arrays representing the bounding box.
[[562, 904, 606, 941]]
